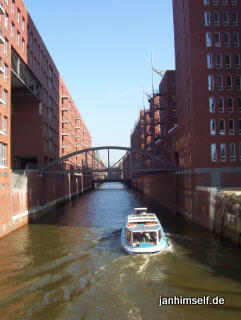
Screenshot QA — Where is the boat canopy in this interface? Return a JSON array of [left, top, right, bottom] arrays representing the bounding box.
[[127, 213, 159, 224]]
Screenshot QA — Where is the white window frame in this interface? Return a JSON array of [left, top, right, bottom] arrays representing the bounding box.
[[204, 11, 211, 26], [207, 53, 213, 68], [210, 119, 216, 135], [232, 12, 238, 26], [217, 75, 223, 90], [219, 119, 225, 135], [4, 64, 7, 81], [11, 22, 14, 38], [234, 32, 239, 48], [236, 75, 241, 90], [237, 97, 241, 112], [17, 31, 20, 46], [215, 32, 221, 47], [226, 75, 232, 90], [227, 97, 234, 112], [223, 11, 229, 26], [216, 53, 222, 68], [220, 143, 226, 161], [22, 38, 25, 52], [209, 96, 215, 112], [218, 97, 224, 112], [0, 143, 7, 167], [3, 117, 7, 135], [208, 75, 214, 90], [224, 32, 230, 47], [230, 143, 236, 161], [235, 53, 240, 69], [17, 8, 20, 24], [229, 119, 234, 135], [11, 0, 15, 14], [238, 119, 241, 134], [225, 54, 231, 69], [211, 143, 217, 162], [3, 90, 7, 107], [206, 32, 212, 47], [4, 38, 8, 56], [22, 17, 25, 31], [4, 13, 8, 30], [214, 11, 219, 26]]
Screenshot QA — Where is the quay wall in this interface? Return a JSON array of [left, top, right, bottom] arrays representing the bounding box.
[[0, 170, 93, 239], [131, 172, 177, 213], [131, 172, 241, 247]]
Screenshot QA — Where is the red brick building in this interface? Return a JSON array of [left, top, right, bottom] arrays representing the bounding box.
[[129, 71, 177, 212], [171, 0, 241, 228], [129, 1, 241, 240], [130, 70, 176, 159], [0, 0, 91, 238]]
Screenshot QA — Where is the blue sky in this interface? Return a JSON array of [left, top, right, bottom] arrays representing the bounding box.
[[23, 0, 175, 164]]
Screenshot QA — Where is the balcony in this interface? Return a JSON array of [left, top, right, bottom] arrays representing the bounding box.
[[62, 106, 70, 111], [62, 145, 70, 149], [61, 132, 69, 136], [0, 2, 5, 15], [0, 58, 3, 74], [62, 94, 69, 100], [0, 29, 4, 44]]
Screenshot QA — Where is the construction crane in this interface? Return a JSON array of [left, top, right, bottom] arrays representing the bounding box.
[[152, 67, 165, 77]]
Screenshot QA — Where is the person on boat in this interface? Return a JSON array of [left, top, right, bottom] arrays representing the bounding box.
[[145, 232, 151, 242]]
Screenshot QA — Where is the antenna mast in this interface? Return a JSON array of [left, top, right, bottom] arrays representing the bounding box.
[[151, 44, 154, 95]]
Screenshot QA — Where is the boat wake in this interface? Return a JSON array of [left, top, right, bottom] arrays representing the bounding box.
[[137, 254, 152, 274], [136, 239, 174, 274]]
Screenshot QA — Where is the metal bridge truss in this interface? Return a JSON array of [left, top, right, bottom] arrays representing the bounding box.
[[11, 48, 42, 101], [42, 146, 177, 181]]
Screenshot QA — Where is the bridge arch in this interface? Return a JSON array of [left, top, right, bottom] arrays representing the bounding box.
[[42, 146, 177, 173]]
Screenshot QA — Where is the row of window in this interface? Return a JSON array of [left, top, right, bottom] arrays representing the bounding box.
[[4, 0, 26, 30], [206, 31, 239, 47], [5, 11, 57, 94], [0, 142, 6, 167], [210, 118, 241, 135], [211, 142, 240, 162], [204, 0, 238, 5], [204, 10, 238, 26], [9, 23, 26, 52], [209, 96, 241, 112], [207, 53, 240, 69], [208, 74, 241, 91]]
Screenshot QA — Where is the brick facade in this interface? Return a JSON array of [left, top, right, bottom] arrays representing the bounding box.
[[0, 0, 92, 238]]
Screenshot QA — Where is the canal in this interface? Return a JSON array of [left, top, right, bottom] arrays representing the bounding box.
[[0, 182, 241, 320]]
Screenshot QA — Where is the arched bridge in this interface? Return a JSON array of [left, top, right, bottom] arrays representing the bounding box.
[[42, 146, 177, 181]]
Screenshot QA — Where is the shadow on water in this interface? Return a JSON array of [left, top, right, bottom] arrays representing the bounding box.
[[34, 182, 241, 284]]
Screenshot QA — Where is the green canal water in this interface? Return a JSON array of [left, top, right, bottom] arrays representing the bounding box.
[[0, 183, 241, 320]]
